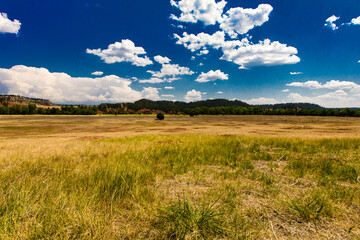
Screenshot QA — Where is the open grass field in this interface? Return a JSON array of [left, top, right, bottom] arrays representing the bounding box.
[[0, 115, 360, 239]]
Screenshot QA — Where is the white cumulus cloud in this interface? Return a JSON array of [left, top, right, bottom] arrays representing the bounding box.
[[286, 80, 360, 108], [175, 32, 299, 69], [287, 90, 359, 108], [221, 39, 300, 69], [185, 89, 203, 102], [165, 86, 175, 89], [171, 1, 299, 69], [174, 31, 225, 53], [141, 87, 161, 100], [220, 4, 273, 38], [0, 12, 21, 34], [0, 65, 160, 103], [351, 16, 360, 25], [86, 39, 153, 67], [197, 49, 209, 55], [147, 63, 194, 78], [154, 55, 172, 64], [325, 15, 340, 30], [91, 71, 104, 76], [170, 0, 227, 25], [287, 80, 359, 90], [195, 69, 228, 82], [290, 72, 303, 75]]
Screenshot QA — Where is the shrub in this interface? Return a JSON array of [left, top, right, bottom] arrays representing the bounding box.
[[157, 113, 165, 120]]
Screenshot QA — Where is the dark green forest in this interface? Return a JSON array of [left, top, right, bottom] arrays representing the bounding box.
[[1, 98, 359, 117]]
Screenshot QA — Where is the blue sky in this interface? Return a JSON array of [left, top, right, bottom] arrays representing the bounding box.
[[0, 0, 360, 107]]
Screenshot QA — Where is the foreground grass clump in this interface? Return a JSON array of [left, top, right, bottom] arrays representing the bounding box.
[[0, 135, 360, 239], [155, 199, 226, 239], [288, 191, 333, 222]]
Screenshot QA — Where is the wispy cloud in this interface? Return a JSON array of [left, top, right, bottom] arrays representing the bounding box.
[[243, 97, 278, 105]]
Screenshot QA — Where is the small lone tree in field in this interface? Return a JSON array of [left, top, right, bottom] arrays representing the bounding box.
[[157, 112, 165, 120]]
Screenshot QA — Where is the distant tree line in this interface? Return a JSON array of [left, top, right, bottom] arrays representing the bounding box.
[[101, 99, 251, 114], [183, 106, 360, 117], [0, 99, 360, 117], [0, 104, 98, 115]]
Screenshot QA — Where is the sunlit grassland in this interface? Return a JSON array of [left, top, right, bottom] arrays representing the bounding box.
[[1, 133, 359, 239]]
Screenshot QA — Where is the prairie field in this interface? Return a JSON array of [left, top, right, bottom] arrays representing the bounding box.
[[0, 115, 360, 239]]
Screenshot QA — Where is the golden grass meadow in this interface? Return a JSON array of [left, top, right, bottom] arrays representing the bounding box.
[[0, 115, 360, 239]]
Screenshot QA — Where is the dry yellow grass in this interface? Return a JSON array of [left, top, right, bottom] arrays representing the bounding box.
[[0, 115, 359, 239], [1, 115, 360, 140]]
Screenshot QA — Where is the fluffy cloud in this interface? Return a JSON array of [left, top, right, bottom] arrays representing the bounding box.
[[171, 1, 299, 69], [0, 65, 160, 103], [91, 71, 104, 76], [286, 80, 359, 90], [175, 31, 299, 69], [197, 49, 209, 55], [174, 31, 225, 53], [243, 97, 278, 105], [0, 12, 21, 34], [147, 63, 194, 78], [287, 90, 359, 108], [286, 80, 322, 89], [290, 72, 303, 75], [282, 89, 290, 92], [220, 4, 273, 38], [351, 16, 360, 25], [86, 39, 153, 67], [170, 0, 227, 25], [154, 55, 171, 64], [286, 80, 360, 107], [216, 91, 223, 94], [195, 70, 228, 82], [141, 87, 161, 100], [137, 55, 195, 83], [324, 15, 340, 30], [221, 39, 300, 69], [164, 86, 175, 89], [170, 1, 273, 37], [185, 89, 203, 102]]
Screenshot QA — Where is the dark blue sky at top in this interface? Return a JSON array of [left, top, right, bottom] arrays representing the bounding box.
[[0, 0, 360, 106]]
